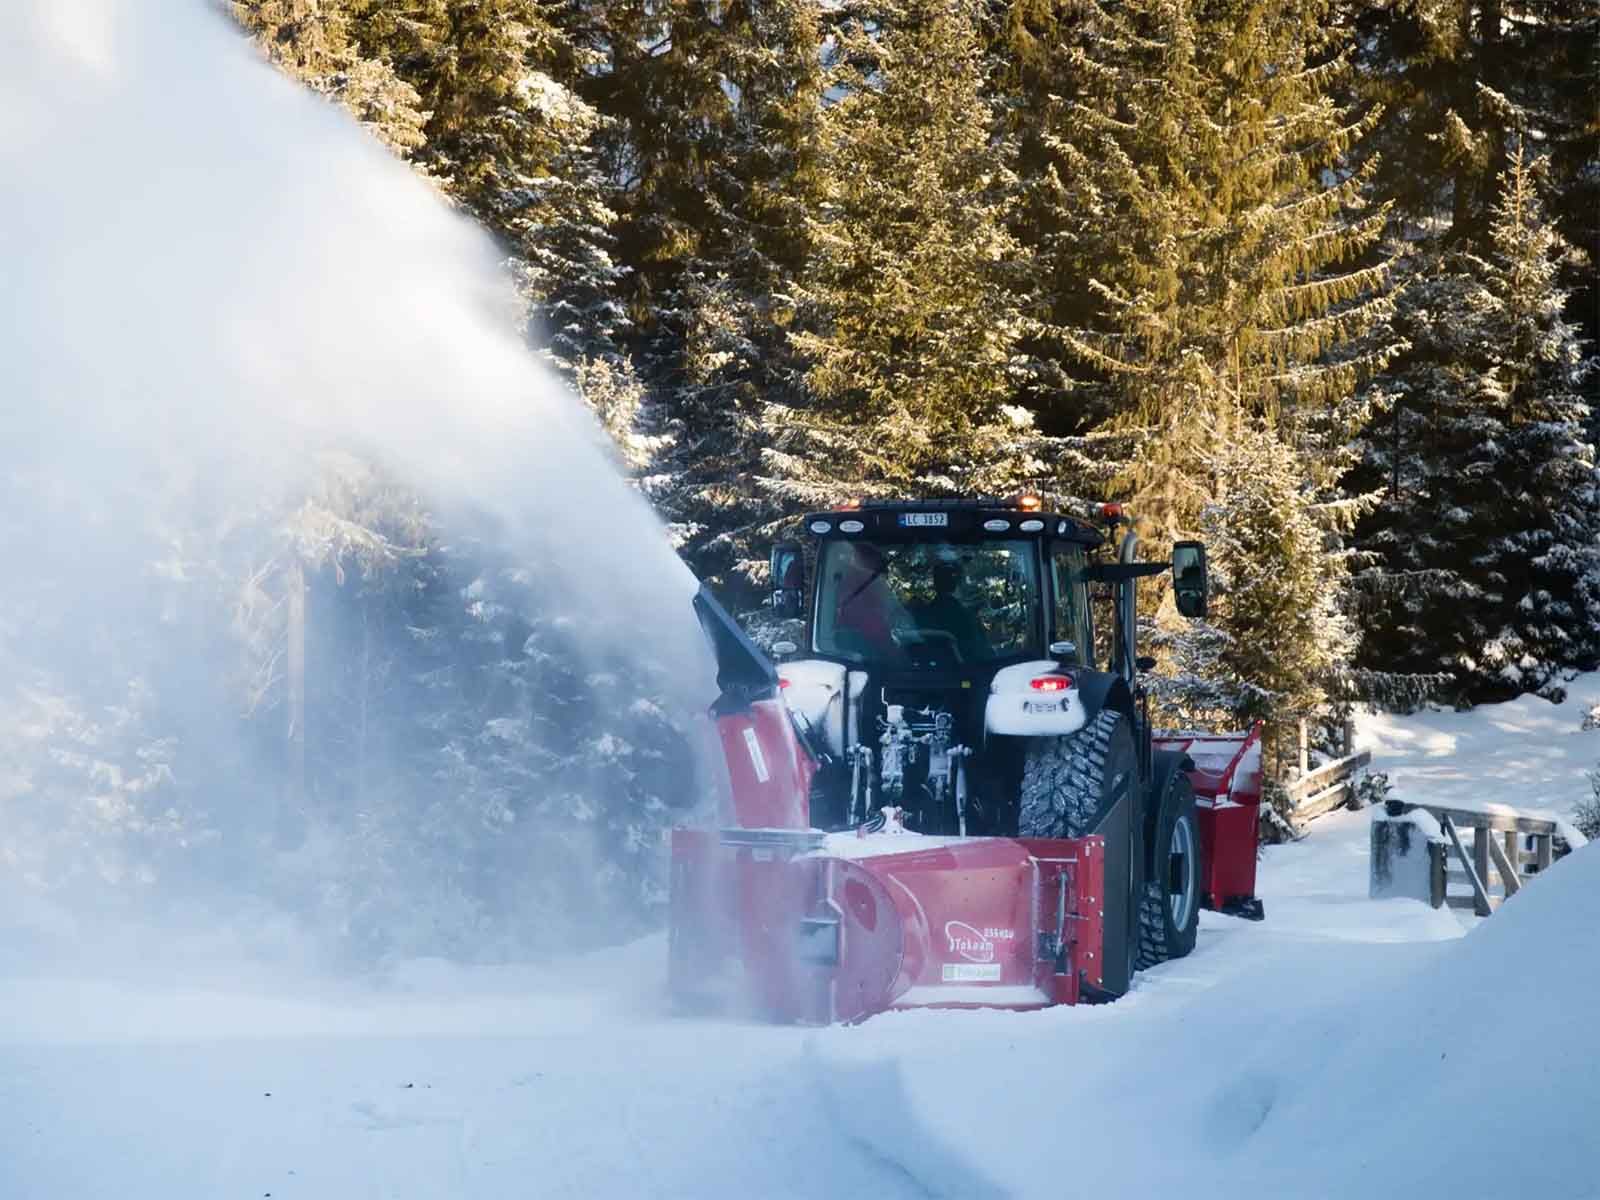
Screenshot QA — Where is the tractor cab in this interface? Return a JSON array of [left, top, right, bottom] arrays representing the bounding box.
[[764, 498, 1142, 835], [772, 497, 1103, 677]]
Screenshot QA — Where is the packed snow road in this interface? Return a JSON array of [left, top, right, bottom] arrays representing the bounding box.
[[3, 679, 1597, 1200]]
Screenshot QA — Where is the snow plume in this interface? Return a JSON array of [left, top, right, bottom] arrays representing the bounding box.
[[0, 1, 713, 972]]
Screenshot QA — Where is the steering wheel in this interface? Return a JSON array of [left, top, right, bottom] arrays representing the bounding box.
[[891, 624, 965, 665]]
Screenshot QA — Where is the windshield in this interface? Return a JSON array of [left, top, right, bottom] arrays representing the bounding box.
[[813, 539, 1041, 666]]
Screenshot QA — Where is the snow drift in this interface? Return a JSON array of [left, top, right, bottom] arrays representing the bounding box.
[[812, 834, 1597, 1199]]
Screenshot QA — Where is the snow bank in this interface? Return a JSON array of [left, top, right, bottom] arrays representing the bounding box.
[[809, 841, 1596, 1199]]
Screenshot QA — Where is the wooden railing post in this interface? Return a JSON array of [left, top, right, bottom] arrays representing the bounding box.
[[1441, 813, 1494, 917], [1536, 834, 1553, 874], [1472, 825, 1492, 916], [1488, 831, 1522, 897]]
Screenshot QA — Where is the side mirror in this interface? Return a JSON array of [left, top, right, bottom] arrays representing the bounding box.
[[1172, 541, 1208, 619], [770, 542, 805, 620]]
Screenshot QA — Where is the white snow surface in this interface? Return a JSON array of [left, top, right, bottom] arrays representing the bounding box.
[[1354, 671, 1600, 843], [4, 679, 1598, 1198]]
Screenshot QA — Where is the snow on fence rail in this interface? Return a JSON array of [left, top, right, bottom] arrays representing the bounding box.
[[1371, 800, 1571, 917], [1285, 750, 1372, 821]]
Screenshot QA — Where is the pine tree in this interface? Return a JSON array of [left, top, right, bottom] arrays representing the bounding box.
[[556, 0, 826, 595], [1352, 146, 1600, 701], [232, 0, 428, 154], [769, 0, 1032, 508], [1349, 0, 1598, 254], [988, 0, 1117, 431], [1045, 0, 1400, 545], [351, 1, 633, 372], [1345, 1, 1599, 697], [1003, 0, 1405, 747], [1154, 423, 1358, 768]]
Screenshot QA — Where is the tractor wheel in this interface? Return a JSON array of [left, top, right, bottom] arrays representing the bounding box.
[[1017, 709, 1137, 839], [1137, 772, 1201, 969]]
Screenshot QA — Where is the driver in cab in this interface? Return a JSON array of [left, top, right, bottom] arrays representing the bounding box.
[[913, 558, 989, 663]]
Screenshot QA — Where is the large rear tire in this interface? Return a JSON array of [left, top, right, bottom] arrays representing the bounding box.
[[1137, 773, 1201, 969], [1018, 709, 1137, 839]]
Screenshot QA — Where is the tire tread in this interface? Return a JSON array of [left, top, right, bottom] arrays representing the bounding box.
[[1017, 710, 1120, 838]]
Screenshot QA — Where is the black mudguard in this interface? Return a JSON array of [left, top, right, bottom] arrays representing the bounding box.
[[1072, 670, 1136, 730], [1083, 773, 1139, 998]]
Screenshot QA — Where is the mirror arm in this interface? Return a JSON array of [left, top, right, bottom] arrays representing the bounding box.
[[1082, 561, 1169, 582]]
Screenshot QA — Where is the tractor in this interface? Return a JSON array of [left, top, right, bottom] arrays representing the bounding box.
[[675, 497, 1263, 1022]]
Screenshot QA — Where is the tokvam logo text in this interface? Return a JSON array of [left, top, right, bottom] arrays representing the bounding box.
[[944, 921, 1016, 964]]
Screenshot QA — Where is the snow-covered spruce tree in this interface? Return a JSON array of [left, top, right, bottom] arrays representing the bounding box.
[[1152, 423, 1358, 769], [1043, 0, 1399, 546], [349, 1, 634, 375], [229, 456, 693, 961], [1347, 0, 1599, 269], [231, 0, 428, 154], [1016, 0, 1401, 758], [367, 542, 690, 961], [1351, 147, 1600, 702], [770, 0, 1034, 508], [608, 0, 826, 596], [238, 2, 648, 454], [987, 0, 1129, 433]]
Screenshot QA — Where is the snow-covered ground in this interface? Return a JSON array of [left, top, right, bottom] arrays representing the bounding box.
[[1355, 671, 1600, 840], [3, 682, 1596, 1200]]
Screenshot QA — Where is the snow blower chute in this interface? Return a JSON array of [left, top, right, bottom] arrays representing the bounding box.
[[672, 499, 1264, 1023]]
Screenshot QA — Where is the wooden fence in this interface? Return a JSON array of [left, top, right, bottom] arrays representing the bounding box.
[[1381, 801, 1568, 917], [1284, 750, 1372, 821]]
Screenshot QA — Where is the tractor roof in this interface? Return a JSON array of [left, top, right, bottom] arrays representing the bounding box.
[[803, 497, 1104, 547]]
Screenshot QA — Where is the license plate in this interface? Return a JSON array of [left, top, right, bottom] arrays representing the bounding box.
[[898, 512, 948, 528], [1023, 700, 1060, 714]]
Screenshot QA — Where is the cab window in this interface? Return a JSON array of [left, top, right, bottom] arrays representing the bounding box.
[[1050, 544, 1093, 667], [813, 539, 1042, 666]]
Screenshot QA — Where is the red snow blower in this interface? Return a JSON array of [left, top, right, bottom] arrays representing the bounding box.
[[673, 499, 1264, 1023]]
